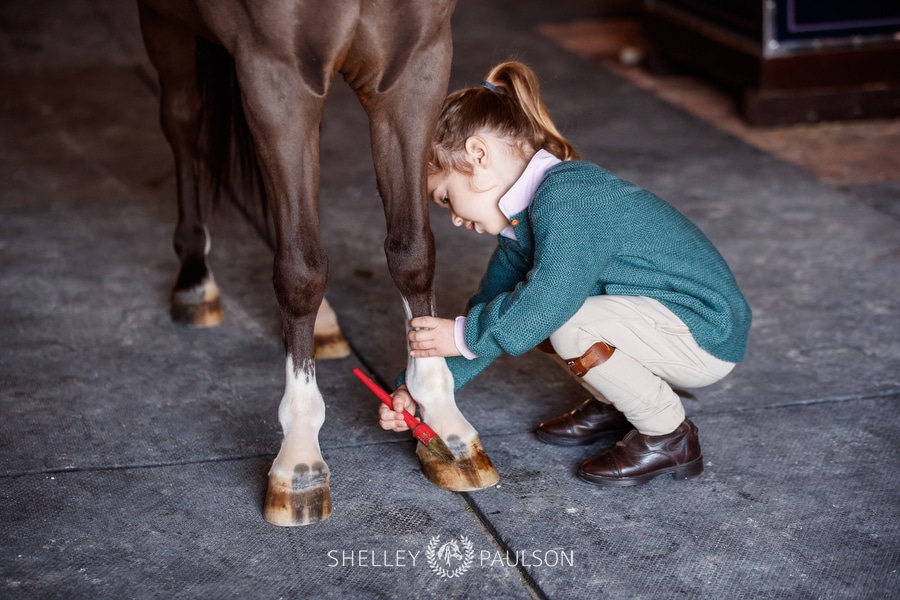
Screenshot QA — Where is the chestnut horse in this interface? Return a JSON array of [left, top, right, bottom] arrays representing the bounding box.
[[136, 0, 498, 525]]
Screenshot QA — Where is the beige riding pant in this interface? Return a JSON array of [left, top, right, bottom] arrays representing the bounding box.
[[548, 295, 735, 436]]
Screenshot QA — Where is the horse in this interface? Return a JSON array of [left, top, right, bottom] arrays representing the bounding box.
[[136, 0, 499, 525]]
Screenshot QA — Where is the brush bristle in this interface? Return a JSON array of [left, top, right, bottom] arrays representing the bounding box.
[[425, 436, 455, 463]]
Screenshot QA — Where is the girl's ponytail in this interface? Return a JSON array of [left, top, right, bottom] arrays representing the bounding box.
[[430, 61, 578, 174], [483, 62, 578, 162]]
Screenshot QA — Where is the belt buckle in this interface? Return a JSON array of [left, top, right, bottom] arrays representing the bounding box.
[[566, 359, 586, 378]]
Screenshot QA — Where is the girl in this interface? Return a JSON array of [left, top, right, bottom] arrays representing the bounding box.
[[379, 61, 751, 486]]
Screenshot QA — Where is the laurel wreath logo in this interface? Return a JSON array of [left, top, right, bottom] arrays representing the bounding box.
[[425, 535, 474, 578]]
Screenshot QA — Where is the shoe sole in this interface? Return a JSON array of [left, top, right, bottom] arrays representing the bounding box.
[[577, 456, 704, 486], [534, 427, 631, 447]]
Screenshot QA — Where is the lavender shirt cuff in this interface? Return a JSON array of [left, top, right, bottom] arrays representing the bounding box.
[[454, 316, 477, 360]]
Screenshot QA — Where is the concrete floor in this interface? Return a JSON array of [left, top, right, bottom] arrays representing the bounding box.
[[1, 1, 898, 598]]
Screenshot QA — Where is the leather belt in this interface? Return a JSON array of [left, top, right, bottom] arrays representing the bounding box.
[[566, 341, 615, 377]]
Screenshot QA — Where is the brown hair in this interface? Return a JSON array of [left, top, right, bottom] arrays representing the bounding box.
[[430, 61, 578, 174]]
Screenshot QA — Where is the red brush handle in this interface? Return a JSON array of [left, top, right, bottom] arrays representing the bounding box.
[[352, 368, 420, 430]]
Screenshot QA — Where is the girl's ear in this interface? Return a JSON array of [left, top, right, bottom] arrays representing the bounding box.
[[464, 136, 490, 168]]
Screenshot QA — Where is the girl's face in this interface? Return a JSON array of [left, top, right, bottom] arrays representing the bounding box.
[[427, 168, 510, 235], [426, 134, 528, 236]]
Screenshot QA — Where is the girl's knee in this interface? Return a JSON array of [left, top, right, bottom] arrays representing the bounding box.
[[548, 329, 579, 358], [549, 328, 608, 361]]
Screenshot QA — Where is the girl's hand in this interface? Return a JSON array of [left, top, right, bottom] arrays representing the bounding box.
[[407, 316, 460, 358], [378, 385, 417, 432]]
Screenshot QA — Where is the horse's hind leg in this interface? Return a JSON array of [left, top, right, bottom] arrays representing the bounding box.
[[138, 4, 223, 327], [354, 8, 498, 491]]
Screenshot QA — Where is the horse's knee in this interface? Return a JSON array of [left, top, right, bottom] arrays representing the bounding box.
[[273, 248, 328, 320], [384, 229, 434, 297]]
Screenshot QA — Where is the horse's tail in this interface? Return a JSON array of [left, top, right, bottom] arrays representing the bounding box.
[[195, 37, 273, 247]]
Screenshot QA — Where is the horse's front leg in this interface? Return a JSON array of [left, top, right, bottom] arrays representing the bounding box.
[[356, 27, 498, 492], [264, 143, 331, 525], [231, 55, 333, 526], [382, 162, 499, 493]]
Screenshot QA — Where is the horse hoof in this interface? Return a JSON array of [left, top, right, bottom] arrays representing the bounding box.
[[170, 297, 224, 327], [263, 463, 332, 526], [313, 297, 351, 359], [313, 331, 351, 360], [170, 280, 224, 328], [417, 435, 499, 492]]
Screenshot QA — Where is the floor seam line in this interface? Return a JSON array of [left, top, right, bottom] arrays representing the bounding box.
[[699, 389, 899, 417], [1, 453, 276, 479], [460, 491, 552, 600]]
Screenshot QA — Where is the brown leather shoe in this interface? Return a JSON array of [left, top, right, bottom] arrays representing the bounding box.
[[578, 419, 703, 486], [535, 399, 632, 446]]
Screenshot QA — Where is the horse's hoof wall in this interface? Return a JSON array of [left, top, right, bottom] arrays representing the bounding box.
[[263, 463, 332, 526], [170, 297, 224, 328], [313, 332, 351, 360], [171, 279, 224, 328], [313, 297, 351, 359], [417, 435, 499, 492]]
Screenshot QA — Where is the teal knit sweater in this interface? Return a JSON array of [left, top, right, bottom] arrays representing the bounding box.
[[417, 160, 751, 392]]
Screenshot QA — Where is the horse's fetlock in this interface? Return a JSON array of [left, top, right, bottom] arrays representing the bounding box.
[[173, 223, 209, 260]]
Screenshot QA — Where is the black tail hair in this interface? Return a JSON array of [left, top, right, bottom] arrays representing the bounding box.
[[195, 37, 273, 248]]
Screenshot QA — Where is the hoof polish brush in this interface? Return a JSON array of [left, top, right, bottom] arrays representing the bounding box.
[[352, 367, 454, 463]]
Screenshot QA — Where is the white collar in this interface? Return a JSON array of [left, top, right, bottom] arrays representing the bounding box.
[[498, 149, 562, 240]]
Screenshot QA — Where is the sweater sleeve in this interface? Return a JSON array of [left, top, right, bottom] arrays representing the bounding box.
[[394, 237, 534, 393], [394, 354, 495, 393], [466, 239, 532, 310], [464, 192, 618, 359]]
